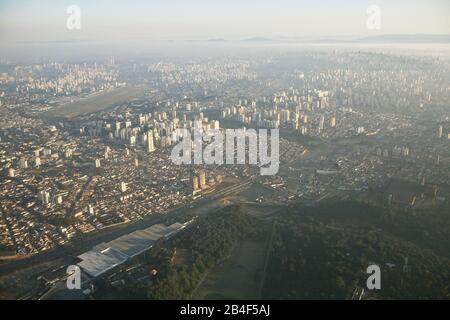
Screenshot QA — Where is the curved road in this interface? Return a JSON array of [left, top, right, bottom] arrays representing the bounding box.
[[0, 180, 252, 276]]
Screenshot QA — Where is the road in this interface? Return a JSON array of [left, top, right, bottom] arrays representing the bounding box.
[[0, 179, 252, 277]]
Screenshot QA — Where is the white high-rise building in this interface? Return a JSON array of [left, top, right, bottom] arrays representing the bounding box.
[[95, 159, 101, 168], [64, 149, 73, 158], [139, 115, 146, 126], [192, 176, 199, 191], [319, 115, 325, 132], [35, 157, 41, 168], [19, 159, 28, 169], [8, 168, 15, 178], [147, 131, 155, 153], [38, 190, 51, 205], [280, 110, 290, 123], [199, 172, 207, 190], [330, 116, 336, 128], [120, 182, 127, 193]]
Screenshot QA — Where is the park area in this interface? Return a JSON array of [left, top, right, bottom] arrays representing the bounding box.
[[193, 236, 269, 300]]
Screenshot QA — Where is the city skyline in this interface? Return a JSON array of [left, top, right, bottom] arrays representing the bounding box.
[[0, 0, 449, 304]]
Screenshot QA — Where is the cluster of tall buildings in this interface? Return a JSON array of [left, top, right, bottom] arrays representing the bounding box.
[[192, 172, 223, 194], [9, 62, 121, 96], [438, 124, 450, 140], [79, 110, 223, 160], [220, 90, 338, 136]]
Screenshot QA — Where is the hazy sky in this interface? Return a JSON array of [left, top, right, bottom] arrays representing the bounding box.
[[1, 0, 449, 43]]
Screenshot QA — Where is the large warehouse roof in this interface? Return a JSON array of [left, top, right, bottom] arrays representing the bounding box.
[[77, 247, 128, 278], [77, 220, 192, 278]]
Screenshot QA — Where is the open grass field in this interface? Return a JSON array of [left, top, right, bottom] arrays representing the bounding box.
[[193, 238, 268, 300]]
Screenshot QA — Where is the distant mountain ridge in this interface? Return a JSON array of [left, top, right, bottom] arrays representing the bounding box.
[[357, 34, 450, 43], [241, 37, 276, 42], [211, 34, 450, 44]]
